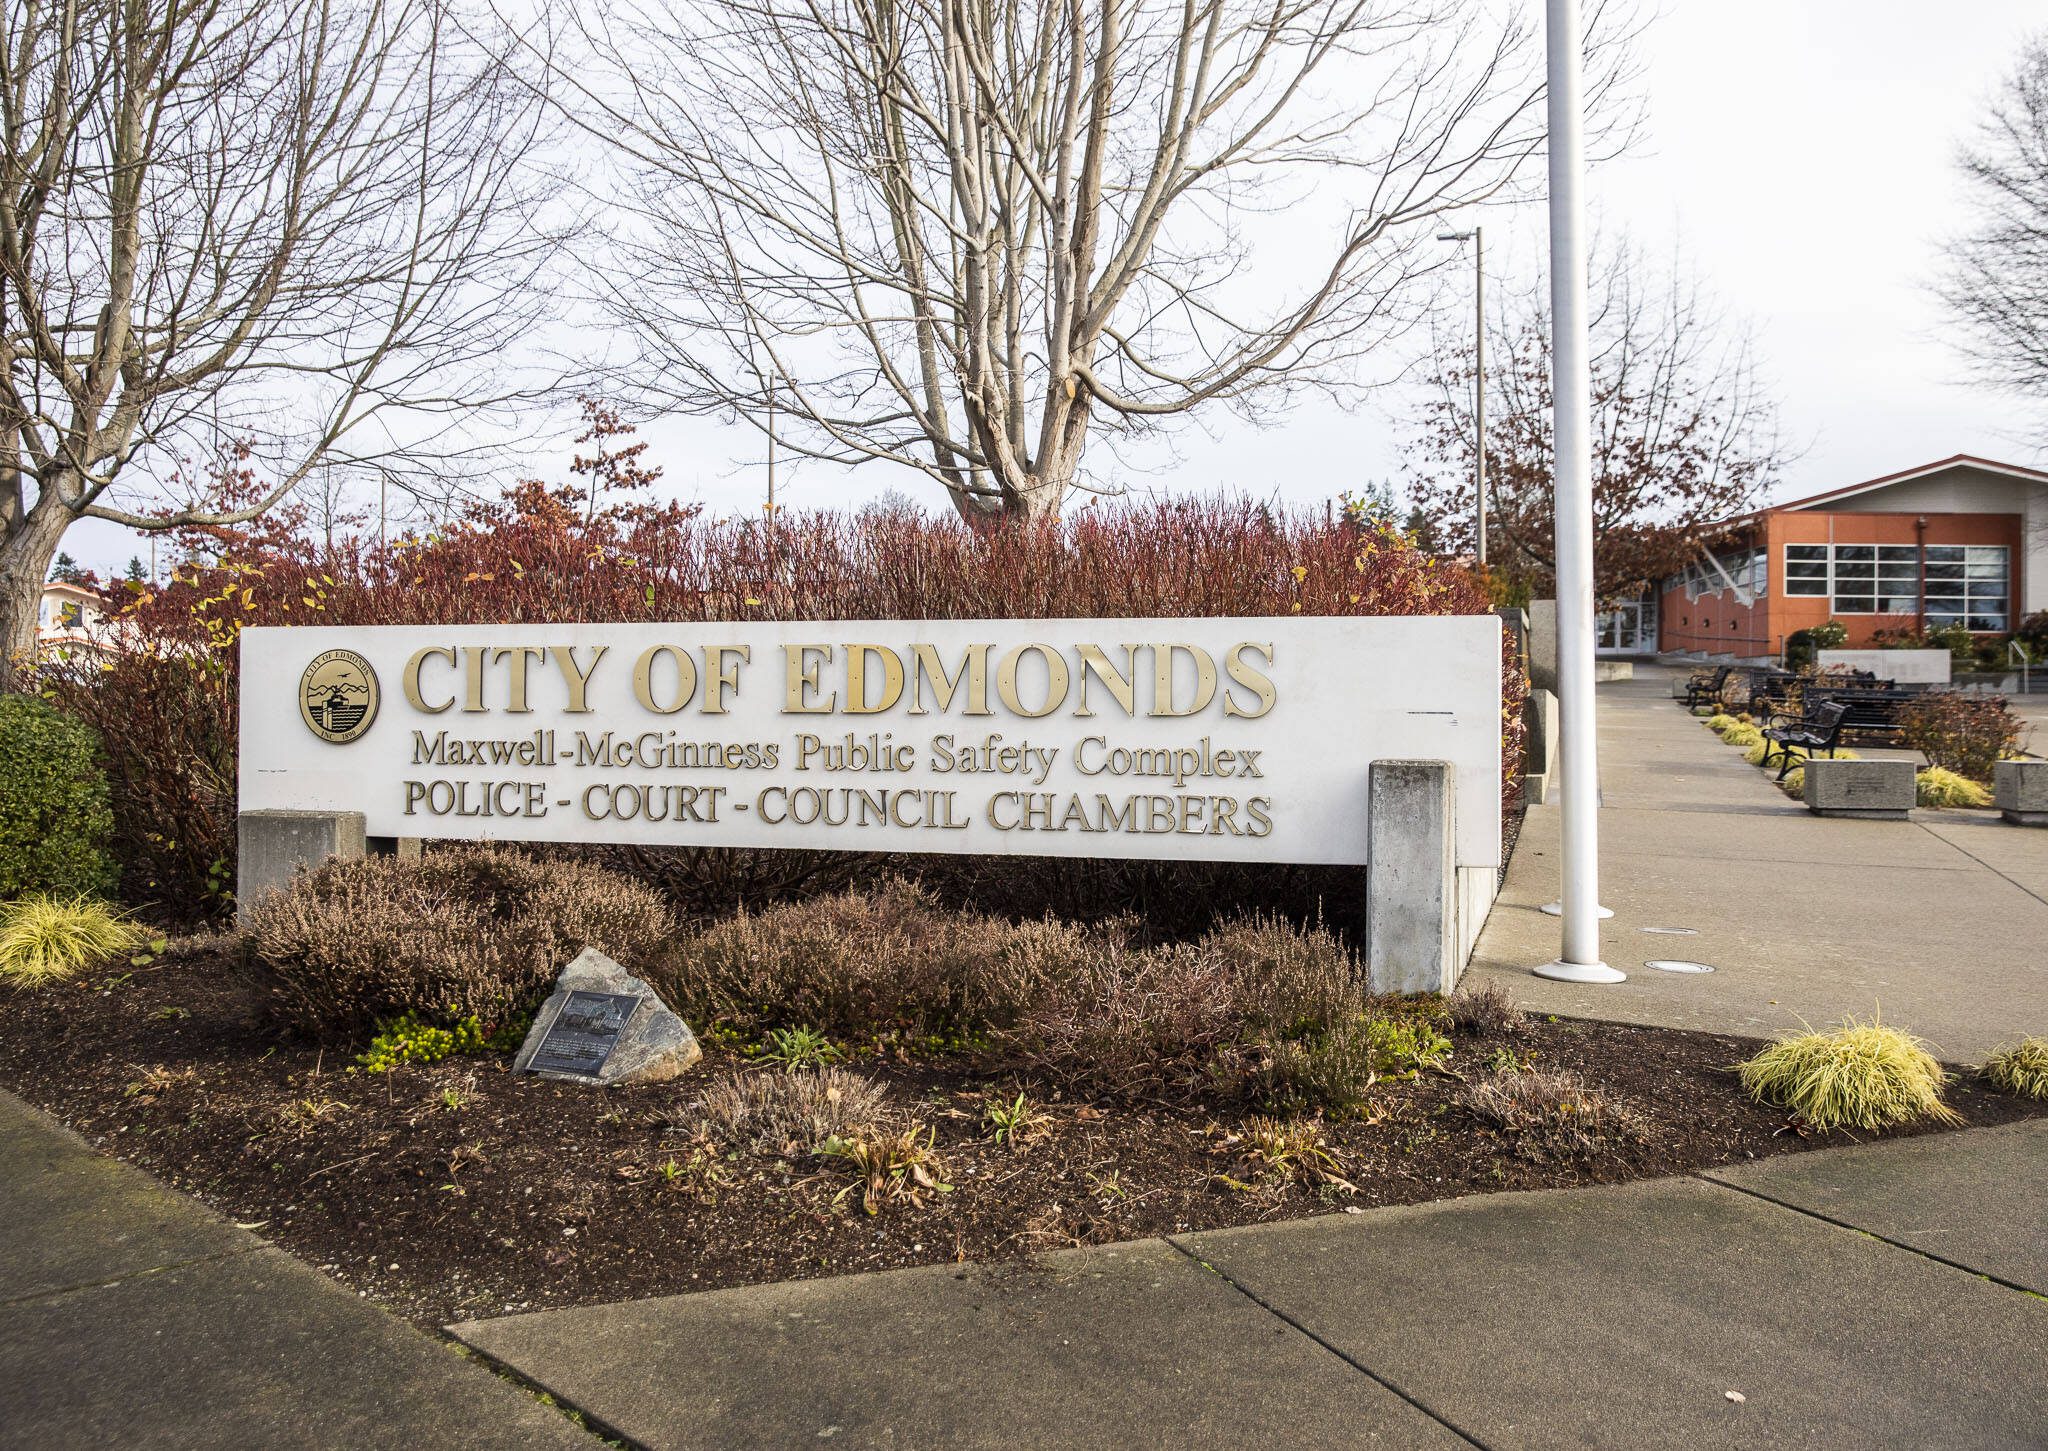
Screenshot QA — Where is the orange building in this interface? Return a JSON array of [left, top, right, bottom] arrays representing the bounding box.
[[1635, 455, 2047, 662]]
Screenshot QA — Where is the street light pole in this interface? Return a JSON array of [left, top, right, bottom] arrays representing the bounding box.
[[1474, 226, 1487, 569], [1437, 228, 1488, 566], [1533, 0, 1623, 984]]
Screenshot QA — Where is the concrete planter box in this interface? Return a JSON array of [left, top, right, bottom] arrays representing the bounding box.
[[1994, 760, 2048, 826], [1802, 759, 1914, 820]]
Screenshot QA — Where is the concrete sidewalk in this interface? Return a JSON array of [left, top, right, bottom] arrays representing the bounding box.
[[450, 1120, 2048, 1450], [0, 1089, 595, 1451], [1467, 668, 2048, 1059]]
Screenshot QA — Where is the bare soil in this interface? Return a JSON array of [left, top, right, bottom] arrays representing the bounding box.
[[2, 939, 2038, 1331]]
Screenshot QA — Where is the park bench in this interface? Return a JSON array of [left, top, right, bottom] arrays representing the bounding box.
[[1682, 665, 1732, 710], [1792, 686, 1915, 744], [1760, 699, 1853, 779]]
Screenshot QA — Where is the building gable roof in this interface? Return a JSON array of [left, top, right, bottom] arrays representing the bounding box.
[[1771, 454, 2048, 513]]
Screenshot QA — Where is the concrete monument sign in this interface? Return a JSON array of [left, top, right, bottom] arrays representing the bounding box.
[[240, 617, 1502, 869]]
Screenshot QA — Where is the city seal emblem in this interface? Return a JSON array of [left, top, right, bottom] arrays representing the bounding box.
[[299, 649, 380, 744]]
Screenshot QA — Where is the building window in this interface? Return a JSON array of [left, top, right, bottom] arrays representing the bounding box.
[[1784, 544, 1828, 596], [1875, 545, 1919, 614], [1781, 541, 2010, 627], [1924, 545, 2009, 631]]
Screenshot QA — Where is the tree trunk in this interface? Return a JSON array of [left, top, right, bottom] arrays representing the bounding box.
[[0, 502, 74, 689]]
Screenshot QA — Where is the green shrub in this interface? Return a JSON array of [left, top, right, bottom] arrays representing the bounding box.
[[355, 1012, 489, 1072], [244, 845, 677, 1039], [0, 895, 154, 987], [1704, 713, 1739, 734], [1364, 1017, 1451, 1077], [1722, 723, 1764, 749], [0, 694, 115, 900], [1916, 768, 1992, 809], [1785, 621, 1849, 669], [1737, 1015, 1960, 1131], [1981, 1038, 2048, 1099]]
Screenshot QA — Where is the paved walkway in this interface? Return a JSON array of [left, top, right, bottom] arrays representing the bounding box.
[[0, 1090, 595, 1451], [449, 1119, 2048, 1449], [1467, 668, 2048, 1060]]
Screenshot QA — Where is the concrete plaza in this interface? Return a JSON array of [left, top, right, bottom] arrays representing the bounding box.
[[1467, 668, 2048, 1061]]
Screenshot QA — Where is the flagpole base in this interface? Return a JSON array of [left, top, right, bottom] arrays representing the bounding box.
[[1540, 902, 1612, 918], [1533, 959, 1627, 984]]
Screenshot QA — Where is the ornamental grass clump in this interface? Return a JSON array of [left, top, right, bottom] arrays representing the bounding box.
[[1737, 1015, 1960, 1131], [1448, 979, 1525, 1038], [689, 1069, 892, 1150], [0, 896, 153, 988], [1704, 713, 1739, 735], [1981, 1039, 2048, 1100], [1916, 768, 1992, 809], [1458, 1068, 1643, 1161]]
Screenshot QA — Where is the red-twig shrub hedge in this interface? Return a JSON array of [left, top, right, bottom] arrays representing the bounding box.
[[41, 485, 1523, 930]]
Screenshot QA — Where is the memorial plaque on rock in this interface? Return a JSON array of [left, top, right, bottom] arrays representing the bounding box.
[[529, 991, 642, 1077], [513, 948, 702, 1086]]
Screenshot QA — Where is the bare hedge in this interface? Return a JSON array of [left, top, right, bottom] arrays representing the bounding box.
[[243, 846, 675, 1038]]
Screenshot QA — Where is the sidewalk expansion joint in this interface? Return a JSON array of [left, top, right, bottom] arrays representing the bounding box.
[[1691, 1173, 2048, 1301], [1912, 824, 2048, 909], [0, 1244, 266, 1310], [445, 1334, 635, 1449], [1161, 1236, 1492, 1450]]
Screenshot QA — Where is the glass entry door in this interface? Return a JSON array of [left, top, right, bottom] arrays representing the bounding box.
[[1596, 600, 1649, 654]]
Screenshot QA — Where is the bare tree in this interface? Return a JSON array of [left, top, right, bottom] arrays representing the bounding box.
[[548, 0, 1637, 525], [0, 0, 559, 673], [1407, 237, 1788, 600], [1938, 34, 2048, 410]]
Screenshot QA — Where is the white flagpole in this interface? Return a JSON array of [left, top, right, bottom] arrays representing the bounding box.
[[1535, 0, 1624, 985]]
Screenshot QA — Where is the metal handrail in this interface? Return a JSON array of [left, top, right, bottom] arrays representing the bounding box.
[[2012, 639, 2032, 695]]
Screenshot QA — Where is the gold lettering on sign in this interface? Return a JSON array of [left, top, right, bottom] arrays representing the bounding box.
[[843, 644, 905, 714], [995, 642, 1071, 718], [702, 645, 750, 715], [784, 644, 835, 713], [490, 645, 547, 713], [1073, 644, 1137, 718], [632, 644, 699, 715], [908, 643, 992, 715], [550, 645, 606, 713], [1223, 642, 1277, 719], [461, 647, 488, 713], [1151, 644, 1217, 718], [403, 646, 457, 714]]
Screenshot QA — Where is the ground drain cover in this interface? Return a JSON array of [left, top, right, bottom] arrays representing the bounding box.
[[1644, 959, 1716, 974], [1641, 927, 1699, 936]]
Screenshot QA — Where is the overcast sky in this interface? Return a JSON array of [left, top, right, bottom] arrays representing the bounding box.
[[65, 0, 2046, 574]]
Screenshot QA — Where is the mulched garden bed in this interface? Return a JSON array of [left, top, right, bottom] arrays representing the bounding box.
[[3, 939, 2040, 1331]]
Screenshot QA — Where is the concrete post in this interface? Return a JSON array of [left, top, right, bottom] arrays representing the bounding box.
[[1522, 688, 1559, 806], [1994, 761, 2048, 826], [236, 810, 366, 920], [1367, 760, 1458, 995], [1527, 599, 1558, 694]]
